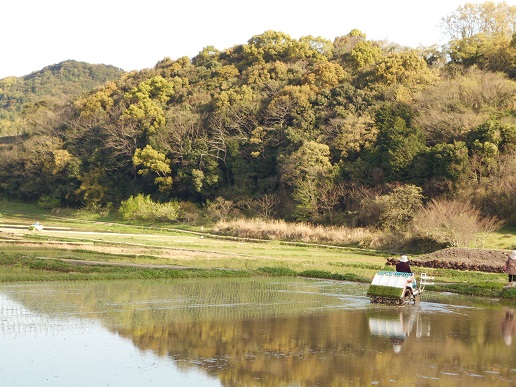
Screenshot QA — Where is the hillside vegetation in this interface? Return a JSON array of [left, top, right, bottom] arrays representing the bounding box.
[[0, 60, 124, 135], [0, 2, 515, 253]]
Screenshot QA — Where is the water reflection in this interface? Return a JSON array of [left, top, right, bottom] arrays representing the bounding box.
[[1, 278, 516, 386], [369, 306, 430, 353], [502, 308, 515, 346]]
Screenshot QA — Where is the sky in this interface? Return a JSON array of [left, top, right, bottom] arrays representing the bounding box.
[[2, 0, 512, 79]]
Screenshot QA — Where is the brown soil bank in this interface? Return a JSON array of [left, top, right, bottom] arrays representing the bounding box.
[[386, 248, 512, 273]]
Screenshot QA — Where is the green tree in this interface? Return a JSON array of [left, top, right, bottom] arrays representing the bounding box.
[[74, 82, 118, 119], [324, 113, 376, 161], [133, 145, 173, 192], [332, 29, 367, 59], [377, 185, 424, 232], [240, 30, 327, 66], [448, 33, 516, 76], [356, 184, 424, 232], [119, 193, 180, 221], [74, 167, 110, 210], [465, 121, 516, 182], [442, 2, 516, 77], [370, 103, 426, 181], [359, 51, 439, 102], [348, 41, 383, 70], [299, 35, 334, 58], [410, 141, 470, 197], [301, 61, 348, 91], [265, 84, 316, 145], [122, 76, 174, 133], [192, 46, 221, 69], [279, 141, 334, 221], [427, 141, 470, 182]]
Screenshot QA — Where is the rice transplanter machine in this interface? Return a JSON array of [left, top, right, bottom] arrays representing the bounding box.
[[367, 271, 434, 306]]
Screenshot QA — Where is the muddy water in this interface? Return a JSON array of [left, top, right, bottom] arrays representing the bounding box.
[[1, 278, 515, 386]]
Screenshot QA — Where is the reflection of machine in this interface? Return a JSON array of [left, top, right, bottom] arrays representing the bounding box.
[[368, 308, 429, 353], [367, 271, 434, 306], [369, 315, 410, 339]]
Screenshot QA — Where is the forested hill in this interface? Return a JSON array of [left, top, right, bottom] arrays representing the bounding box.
[[0, 60, 124, 134], [0, 2, 515, 235]]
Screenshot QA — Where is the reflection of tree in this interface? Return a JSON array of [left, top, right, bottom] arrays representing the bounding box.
[[3, 279, 516, 386], [122, 312, 371, 386]]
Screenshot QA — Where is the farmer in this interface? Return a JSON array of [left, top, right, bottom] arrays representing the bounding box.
[[503, 250, 516, 287], [396, 255, 412, 273], [396, 255, 417, 289]]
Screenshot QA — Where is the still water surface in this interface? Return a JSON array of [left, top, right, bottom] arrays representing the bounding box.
[[1, 277, 515, 386]]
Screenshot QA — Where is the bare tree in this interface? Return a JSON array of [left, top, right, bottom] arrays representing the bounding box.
[[412, 198, 504, 247], [254, 193, 281, 219], [441, 2, 516, 40]]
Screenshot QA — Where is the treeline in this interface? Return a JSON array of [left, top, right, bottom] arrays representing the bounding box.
[[0, 60, 124, 134], [0, 2, 515, 234]]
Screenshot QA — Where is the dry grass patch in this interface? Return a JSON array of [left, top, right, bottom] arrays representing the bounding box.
[[213, 219, 376, 246]]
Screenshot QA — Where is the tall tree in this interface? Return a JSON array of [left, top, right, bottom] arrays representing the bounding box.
[[369, 103, 426, 181], [441, 1, 516, 40], [442, 2, 516, 76], [133, 145, 173, 192], [279, 141, 334, 221]]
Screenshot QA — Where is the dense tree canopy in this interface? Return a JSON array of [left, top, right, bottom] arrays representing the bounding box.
[[0, 2, 515, 227], [442, 1, 516, 77], [0, 60, 124, 136]]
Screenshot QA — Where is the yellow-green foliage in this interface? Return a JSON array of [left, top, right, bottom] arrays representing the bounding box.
[[119, 194, 180, 221]]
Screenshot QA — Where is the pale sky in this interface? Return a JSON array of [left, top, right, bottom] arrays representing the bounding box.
[[1, 0, 511, 79]]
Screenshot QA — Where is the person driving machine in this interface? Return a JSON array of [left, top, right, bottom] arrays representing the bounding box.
[[396, 255, 416, 289], [396, 255, 411, 273]]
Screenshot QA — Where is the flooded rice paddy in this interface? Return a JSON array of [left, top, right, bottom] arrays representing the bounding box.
[[1, 277, 515, 386]]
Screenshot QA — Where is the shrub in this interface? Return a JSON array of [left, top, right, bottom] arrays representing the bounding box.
[[204, 196, 239, 222], [412, 198, 503, 247], [177, 201, 201, 224], [37, 195, 60, 209], [357, 184, 424, 231], [119, 194, 180, 221]]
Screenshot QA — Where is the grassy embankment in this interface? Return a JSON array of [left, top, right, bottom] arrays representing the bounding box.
[[1, 200, 515, 299]]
